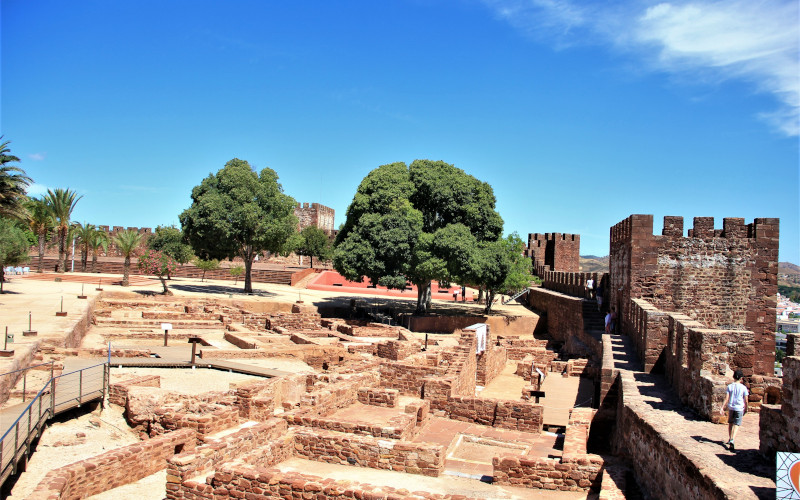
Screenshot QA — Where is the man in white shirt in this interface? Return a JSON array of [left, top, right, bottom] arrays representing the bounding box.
[[719, 369, 749, 451]]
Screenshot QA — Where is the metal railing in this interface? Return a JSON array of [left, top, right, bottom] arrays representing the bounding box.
[[0, 361, 109, 487]]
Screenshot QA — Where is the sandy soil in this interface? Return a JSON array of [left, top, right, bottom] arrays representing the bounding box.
[[6, 404, 139, 499]]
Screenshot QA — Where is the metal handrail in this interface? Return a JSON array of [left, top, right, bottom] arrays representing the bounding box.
[[0, 361, 55, 378], [0, 360, 109, 487]]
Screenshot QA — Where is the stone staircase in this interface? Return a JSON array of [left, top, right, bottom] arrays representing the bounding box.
[[582, 299, 605, 337]]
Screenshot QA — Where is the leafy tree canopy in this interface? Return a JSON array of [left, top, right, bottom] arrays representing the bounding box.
[[295, 226, 332, 267], [149, 225, 194, 264], [139, 249, 178, 295], [0, 217, 30, 292], [334, 160, 503, 313], [180, 159, 297, 293]]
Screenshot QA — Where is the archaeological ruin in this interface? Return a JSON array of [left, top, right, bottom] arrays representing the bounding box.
[[0, 214, 792, 499]]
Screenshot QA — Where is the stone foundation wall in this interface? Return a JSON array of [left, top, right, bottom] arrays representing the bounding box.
[[357, 387, 398, 407], [29, 429, 196, 500], [293, 428, 444, 476], [492, 454, 603, 492], [376, 339, 421, 360], [108, 375, 161, 406], [444, 396, 544, 433], [379, 359, 444, 397], [526, 288, 585, 347], [180, 466, 471, 500], [283, 410, 416, 440], [166, 419, 289, 487], [476, 345, 507, 386]]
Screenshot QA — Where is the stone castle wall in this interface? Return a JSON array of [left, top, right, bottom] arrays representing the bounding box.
[[295, 202, 335, 234], [526, 232, 580, 273], [609, 215, 778, 375]]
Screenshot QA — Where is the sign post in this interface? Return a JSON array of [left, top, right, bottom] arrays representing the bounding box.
[[161, 323, 173, 347]]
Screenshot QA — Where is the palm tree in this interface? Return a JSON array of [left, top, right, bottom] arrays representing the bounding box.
[[26, 198, 53, 273], [113, 230, 142, 286], [74, 222, 97, 272], [0, 137, 31, 220], [89, 230, 109, 273], [44, 188, 82, 273]]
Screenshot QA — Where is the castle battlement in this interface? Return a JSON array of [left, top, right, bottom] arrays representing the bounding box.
[[611, 214, 779, 244]]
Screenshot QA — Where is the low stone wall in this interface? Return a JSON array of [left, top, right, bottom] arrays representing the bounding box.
[[166, 419, 289, 487], [403, 314, 539, 336], [284, 410, 416, 440], [293, 428, 444, 476], [379, 359, 444, 397], [492, 454, 603, 492], [108, 375, 161, 406], [357, 387, 398, 407], [526, 288, 584, 346], [376, 339, 421, 360], [181, 466, 474, 499], [477, 344, 507, 386], [153, 402, 240, 439], [446, 396, 543, 433], [30, 429, 196, 500], [222, 331, 259, 349], [629, 298, 669, 373]]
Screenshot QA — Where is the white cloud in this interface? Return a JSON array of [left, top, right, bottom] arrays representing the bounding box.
[[481, 0, 800, 136], [26, 183, 49, 197], [28, 152, 46, 161]]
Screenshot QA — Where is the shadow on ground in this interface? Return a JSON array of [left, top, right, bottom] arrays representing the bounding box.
[[156, 284, 278, 298]]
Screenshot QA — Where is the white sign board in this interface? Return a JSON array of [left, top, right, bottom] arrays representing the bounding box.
[[161, 323, 173, 331]]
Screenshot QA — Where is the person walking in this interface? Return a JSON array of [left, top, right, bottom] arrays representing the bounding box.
[[719, 369, 749, 451]]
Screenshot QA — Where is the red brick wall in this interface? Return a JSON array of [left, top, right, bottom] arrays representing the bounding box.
[[759, 355, 800, 456]]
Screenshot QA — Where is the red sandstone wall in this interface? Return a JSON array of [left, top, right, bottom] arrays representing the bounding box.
[[610, 215, 778, 375], [29, 429, 196, 500], [526, 232, 580, 273], [476, 345, 507, 386]]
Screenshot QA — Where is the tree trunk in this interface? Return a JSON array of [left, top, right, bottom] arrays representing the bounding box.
[[414, 281, 432, 314], [37, 234, 45, 273], [80, 249, 87, 272], [484, 289, 496, 314], [0, 267, 4, 293], [122, 256, 130, 286], [56, 228, 66, 273], [159, 276, 172, 295], [310, 255, 314, 268], [244, 256, 253, 293], [91, 252, 97, 273]]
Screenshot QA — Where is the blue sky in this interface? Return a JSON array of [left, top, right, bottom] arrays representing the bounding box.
[[2, 0, 798, 262]]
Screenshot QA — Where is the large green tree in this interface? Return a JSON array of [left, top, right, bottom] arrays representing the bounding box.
[[334, 160, 503, 314], [0, 137, 31, 220], [44, 188, 82, 273], [0, 218, 30, 292], [469, 233, 533, 313], [180, 158, 298, 293], [148, 225, 194, 265]]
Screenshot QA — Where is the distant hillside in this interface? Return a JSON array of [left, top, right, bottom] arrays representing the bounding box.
[[780, 262, 800, 286], [577, 258, 798, 282], [580, 255, 609, 273]]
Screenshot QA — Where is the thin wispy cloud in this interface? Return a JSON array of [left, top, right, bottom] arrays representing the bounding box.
[[28, 152, 46, 161], [481, 0, 800, 136]]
